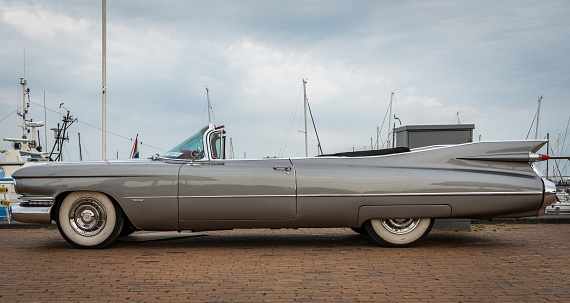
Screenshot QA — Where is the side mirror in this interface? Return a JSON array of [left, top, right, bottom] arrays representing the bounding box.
[[191, 147, 202, 163]]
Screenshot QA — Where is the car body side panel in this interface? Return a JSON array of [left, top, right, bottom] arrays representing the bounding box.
[[11, 140, 551, 231], [13, 160, 181, 230], [291, 141, 545, 222], [175, 142, 546, 230], [178, 158, 296, 227]]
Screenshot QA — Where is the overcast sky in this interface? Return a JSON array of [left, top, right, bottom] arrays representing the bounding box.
[[1, 1, 569, 175]]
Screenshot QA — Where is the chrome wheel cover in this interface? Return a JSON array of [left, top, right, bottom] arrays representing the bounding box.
[[68, 197, 107, 236], [381, 218, 420, 235]]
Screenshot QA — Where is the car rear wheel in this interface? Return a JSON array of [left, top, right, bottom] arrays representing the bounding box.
[[364, 218, 433, 247], [56, 191, 124, 249], [119, 219, 139, 237]]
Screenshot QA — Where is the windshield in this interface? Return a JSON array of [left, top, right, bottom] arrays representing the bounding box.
[[161, 125, 208, 159]]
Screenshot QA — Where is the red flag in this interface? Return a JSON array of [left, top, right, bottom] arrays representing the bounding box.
[[130, 135, 139, 159]]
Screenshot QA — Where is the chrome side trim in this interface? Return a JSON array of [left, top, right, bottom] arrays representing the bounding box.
[[299, 191, 542, 198], [179, 195, 296, 199], [458, 153, 532, 162], [17, 195, 55, 202], [122, 196, 178, 199], [170, 191, 542, 199], [10, 204, 52, 224]]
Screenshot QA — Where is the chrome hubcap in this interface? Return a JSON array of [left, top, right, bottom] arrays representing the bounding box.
[[81, 210, 94, 222], [381, 219, 420, 235], [68, 198, 107, 236]]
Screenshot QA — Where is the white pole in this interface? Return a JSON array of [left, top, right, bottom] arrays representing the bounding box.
[[102, 0, 107, 160], [303, 79, 308, 157]]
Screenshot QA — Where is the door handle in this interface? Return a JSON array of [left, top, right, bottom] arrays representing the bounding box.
[[273, 166, 292, 175]]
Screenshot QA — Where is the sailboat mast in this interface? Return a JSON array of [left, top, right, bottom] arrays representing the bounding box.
[[535, 96, 542, 140], [376, 126, 379, 150], [78, 133, 83, 161], [20, 78, 28, 139], [387, 92, 394, 148], [206, 87, 212, 124], [546, 133, 549, 178], [303, 79, 308, 157], [44, 91, 48, 151]]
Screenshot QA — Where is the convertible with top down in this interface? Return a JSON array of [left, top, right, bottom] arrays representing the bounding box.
[[10, 124, 557, 248]]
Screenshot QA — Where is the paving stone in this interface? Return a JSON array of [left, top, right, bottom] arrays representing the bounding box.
[[0, 225, 569, 302]]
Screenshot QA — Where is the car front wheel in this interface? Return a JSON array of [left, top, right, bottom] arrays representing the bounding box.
[[364, 218, 433, 247], [56, 191, 124, 249]]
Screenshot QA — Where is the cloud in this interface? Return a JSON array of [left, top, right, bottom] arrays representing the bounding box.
[[400, 95, 442, 108], [2, 4, 92, 39], [0, 0, 569, 180]]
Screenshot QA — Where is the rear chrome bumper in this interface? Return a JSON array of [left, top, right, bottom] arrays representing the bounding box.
[[538, 178, 557, 216]]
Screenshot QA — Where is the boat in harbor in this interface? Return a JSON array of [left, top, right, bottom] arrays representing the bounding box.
[[0, 78, 48, 222], [545, 186, 570, 215]]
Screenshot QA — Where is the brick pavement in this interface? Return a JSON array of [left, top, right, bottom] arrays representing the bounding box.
[[0, 224, 569, 302]]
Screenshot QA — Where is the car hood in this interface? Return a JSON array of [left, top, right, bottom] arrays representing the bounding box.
[[11, 159, 177, 179]]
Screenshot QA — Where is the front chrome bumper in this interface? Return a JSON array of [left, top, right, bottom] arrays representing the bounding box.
[[10, 195, 54, 224], [10, 204, 52, 224]]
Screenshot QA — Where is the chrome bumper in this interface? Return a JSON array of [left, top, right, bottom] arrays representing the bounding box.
[[10, 204, 52, 224], [538, 178, 557, 216]]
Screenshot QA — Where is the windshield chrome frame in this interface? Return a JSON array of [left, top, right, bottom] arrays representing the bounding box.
[[203, 124, 226, 161], [155, 124, 226, 162]]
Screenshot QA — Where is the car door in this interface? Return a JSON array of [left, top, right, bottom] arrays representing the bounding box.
[[178, 158, 296, 227]]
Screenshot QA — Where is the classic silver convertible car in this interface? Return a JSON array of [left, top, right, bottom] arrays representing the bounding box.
[[11, 124, 556, 248]]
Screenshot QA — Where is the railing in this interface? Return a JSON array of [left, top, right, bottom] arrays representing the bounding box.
[[1, 194, 10, 224], [0, 162, 25, 166]]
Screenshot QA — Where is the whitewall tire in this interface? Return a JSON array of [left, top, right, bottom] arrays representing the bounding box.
[[56, 191, 124, 249], [364, 218, 434, 247]]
